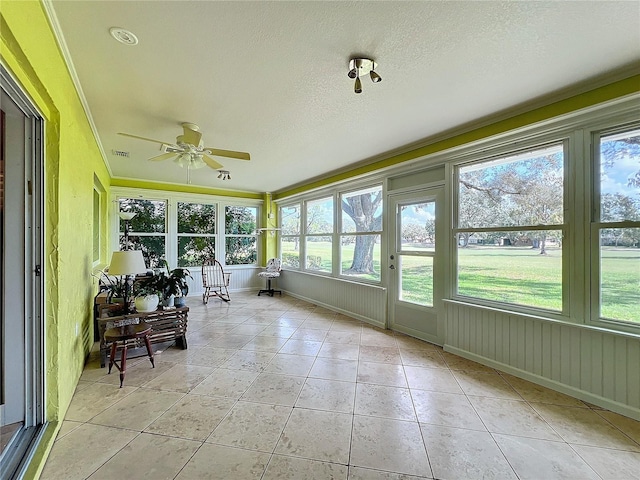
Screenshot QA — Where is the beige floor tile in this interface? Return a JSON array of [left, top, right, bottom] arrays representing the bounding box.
[[278, 339, 323, 356], [324, 330, 361, 345], [41, 424, 138, 479], [573, 444, 640, 479], [350, 415, 430, 477], [258, 325, 298, 338], [296, 377, 356, 413], [501, 374, 588, 407], [240, 335, 289, 352], [404, 365, 463, 394], [207, 401, 291, 452], [303, 319, 335, 330], [263, 455, 348, 480], [54, 420, 83, 441], [421, 424, 517, 480], [184, 329, 224, 346], [64, 382, 138, 422], [359, 345, 402, 365], [142, 364, 215, 393], [229, 323, 268, 336], [240, 373, 305, 406], [360, 331, 398, 348], [145, 394, 235, 441], [452, 370, 521, 399], [393, 334, 438, 351], [87, 432, 200, 480], [89, 388, 184, 431], [190, 367, 259, 398], [411, 390, 486, 431], [262, 353, 316, 376], [399, 348, 446, 369], [318, 342, 360, 361], [97, 359, 176, 387], [441, 352, 495, 373], [531, 403, 640, 451], [209, 333, 255, 349], [182, 346, 235, 367], [309, 357, 359, 382], [357, 361, 408, 387], [596, 410, 640, 444], [468, 396, 561, 441], [355, 384, 416, 421], [290, 328, 329, 342], [220, 349, 276, 372], [275, 408, 352, 464], [175, 443, 270, 480], [348, 466, 429, 479], [494, 434, 600, 480]]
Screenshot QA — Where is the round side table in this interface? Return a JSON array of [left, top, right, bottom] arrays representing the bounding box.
[[104, 321, 155, 387]]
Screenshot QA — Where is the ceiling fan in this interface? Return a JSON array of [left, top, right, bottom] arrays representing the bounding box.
[[118, 122, 250, 171]]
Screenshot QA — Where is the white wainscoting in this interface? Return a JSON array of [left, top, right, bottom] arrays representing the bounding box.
[[186, 266, 263, 297], [279, 270, 387, 327], [445, 301, 640, 420]]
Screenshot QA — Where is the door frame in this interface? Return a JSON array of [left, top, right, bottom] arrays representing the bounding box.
[[387, 185, 445, 345], [0, 63, 46, 480]]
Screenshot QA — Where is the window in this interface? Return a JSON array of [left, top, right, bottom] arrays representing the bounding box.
[[340, 185, 383, 281], [225, 205, 257, 265], [594, 127, 640, 324], [455, 143, 565, 311], [177, 202, 216, 267], [280, 204, 301, 268], [304, 196, 333, 272], [119, 198, 166, 268]]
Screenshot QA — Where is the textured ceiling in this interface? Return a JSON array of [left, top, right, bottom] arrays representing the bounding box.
[[49, 1, 640, 194]]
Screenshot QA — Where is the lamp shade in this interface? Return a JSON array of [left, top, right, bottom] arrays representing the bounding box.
[[108, 250, 147, 275]]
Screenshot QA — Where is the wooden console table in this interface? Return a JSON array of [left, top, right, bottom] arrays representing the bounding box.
[[97, 306, 189, 368]]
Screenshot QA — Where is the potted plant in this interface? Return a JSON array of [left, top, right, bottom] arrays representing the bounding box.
[[133, 279, 160, 312], [153, 261, 192, 308], [94, 269, 127, 305]]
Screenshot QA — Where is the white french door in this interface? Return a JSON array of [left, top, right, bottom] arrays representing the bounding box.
[[388, 187, 444, 345]]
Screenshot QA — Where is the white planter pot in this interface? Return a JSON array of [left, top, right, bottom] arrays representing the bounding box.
[[135, 294, 159, 312]]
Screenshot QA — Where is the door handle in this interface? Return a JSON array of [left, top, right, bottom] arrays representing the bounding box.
[[389, 265, 395, 269]]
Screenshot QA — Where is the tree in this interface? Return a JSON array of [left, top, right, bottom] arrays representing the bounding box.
[[341, 189, 382, 274]]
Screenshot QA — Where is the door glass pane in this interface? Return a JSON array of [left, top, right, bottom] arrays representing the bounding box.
[[399, 255, 433, 306], [400, 201, 435, 252], [600, 228, 640, 323], [178, 236, 215, 267]]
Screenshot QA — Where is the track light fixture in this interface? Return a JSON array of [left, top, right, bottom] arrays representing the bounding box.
[[347, 58, 382, 94], [217, 170, 231, 180]]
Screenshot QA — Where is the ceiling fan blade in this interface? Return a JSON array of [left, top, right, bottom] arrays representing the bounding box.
[[203, 147, 250, 161], [182, 123, 202, 146], [202, 154, 224, 170], [148, 152, 177, 162], [118, 132, 170, 145]]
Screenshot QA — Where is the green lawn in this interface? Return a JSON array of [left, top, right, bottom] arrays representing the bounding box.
[[281, 241, 639, 322]]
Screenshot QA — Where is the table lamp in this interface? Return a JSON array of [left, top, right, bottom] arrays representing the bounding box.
[[108, 250, 147, 313]]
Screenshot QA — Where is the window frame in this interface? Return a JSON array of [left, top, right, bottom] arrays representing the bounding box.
[[224, 204, 259, 266], [452, 139, 570, 316], [589, 122, 640, 331], [117, 196, 168, 268], [303, 194, 335, 274], [279, 202, 302, 270], [176, 200, 217, 268], [111, 188, 262, 269]]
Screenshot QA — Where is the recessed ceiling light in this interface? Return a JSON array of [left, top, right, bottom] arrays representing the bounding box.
[[109, 27, 139, 45]]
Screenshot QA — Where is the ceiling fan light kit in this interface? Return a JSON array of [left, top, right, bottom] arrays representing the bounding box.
[[347, 58, 382, 94], [118, 122, 250, 177]]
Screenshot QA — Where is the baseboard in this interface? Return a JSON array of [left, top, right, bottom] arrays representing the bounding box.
[[444, 344, 640, 421], [282, 290, 385, 329]]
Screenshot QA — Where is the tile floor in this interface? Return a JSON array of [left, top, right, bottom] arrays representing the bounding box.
[[41, 293, 640, 479]]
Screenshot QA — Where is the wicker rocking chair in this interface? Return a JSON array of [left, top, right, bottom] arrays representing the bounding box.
[[202, 258, 231, 303]]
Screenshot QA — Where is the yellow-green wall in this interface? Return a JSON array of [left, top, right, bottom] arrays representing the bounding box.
[[1, 1, 111, 477]]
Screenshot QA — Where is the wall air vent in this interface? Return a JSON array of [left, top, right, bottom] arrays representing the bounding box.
[[112, 150, 130, 158]]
